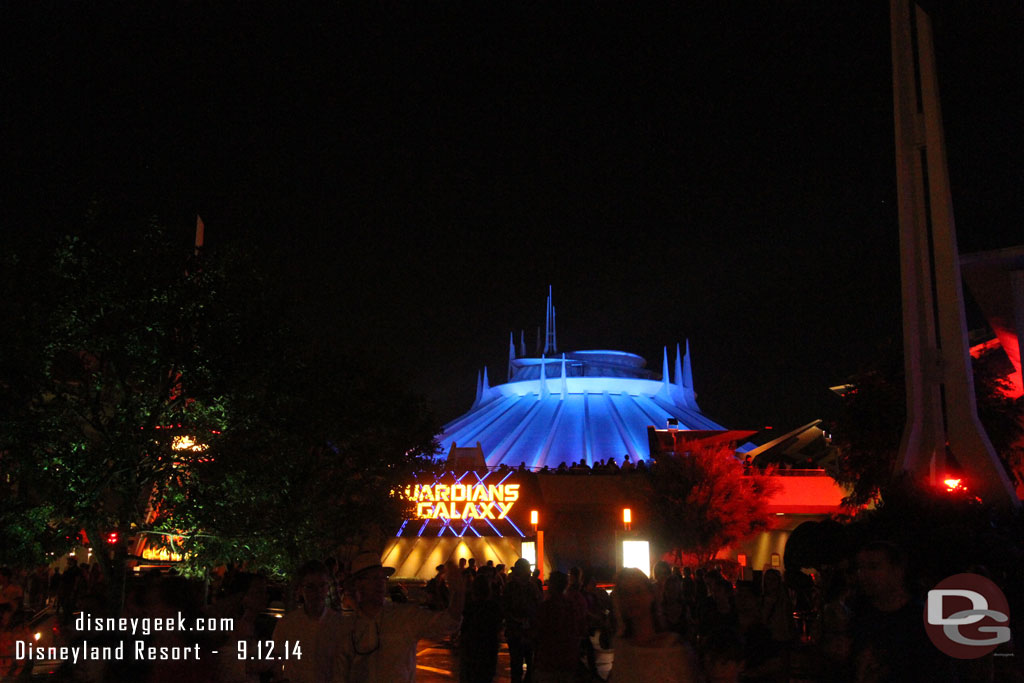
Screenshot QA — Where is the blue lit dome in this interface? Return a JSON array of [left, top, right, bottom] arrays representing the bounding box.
[[438, 290, 729, 469]]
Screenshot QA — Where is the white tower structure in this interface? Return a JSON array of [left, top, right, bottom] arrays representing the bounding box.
[[890, 0, 1018, 508]]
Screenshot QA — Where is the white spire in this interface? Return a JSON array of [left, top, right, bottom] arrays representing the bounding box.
[[520, 330, 526, 358], [482, 366, 490, 393], [543, 285, 557, 355], [657, 346, 672, 401], [683, 339, 694, 389], [472, 370, 482, 408], [552, 304, 557, 354], [509, 332, 516, 381], [674, 343, 684, 388]]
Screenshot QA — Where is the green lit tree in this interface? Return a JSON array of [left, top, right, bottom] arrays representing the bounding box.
[[0, 226, 234, 593], [0, 222, 438, 597], [161, 354, 439, 578], [634, 444, 780, 567]]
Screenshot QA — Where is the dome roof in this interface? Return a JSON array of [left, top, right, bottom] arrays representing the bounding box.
[[440, 343, 728, 469]]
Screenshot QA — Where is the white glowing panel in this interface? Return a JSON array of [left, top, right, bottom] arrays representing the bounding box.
[[521, 541, 536, 572], [622, 540, 650, 577]]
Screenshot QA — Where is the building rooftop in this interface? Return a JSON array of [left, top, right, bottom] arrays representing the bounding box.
[[438, 288, 745, 469]]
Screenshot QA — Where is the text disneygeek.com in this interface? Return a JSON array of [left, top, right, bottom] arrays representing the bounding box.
[[14, 611, 239, 664], [74, 612, 235, 636]]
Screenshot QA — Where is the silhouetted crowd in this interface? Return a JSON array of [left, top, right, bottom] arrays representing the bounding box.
[[491, 454, 825, 476], [432, 543, 1003, 682], [2, 540, 1016, 682]]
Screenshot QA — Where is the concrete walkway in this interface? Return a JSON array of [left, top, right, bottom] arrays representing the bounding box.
[[414, 639, 511, 682]]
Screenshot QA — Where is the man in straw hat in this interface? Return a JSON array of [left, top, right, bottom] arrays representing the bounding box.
[[334, 551, 465, 682]]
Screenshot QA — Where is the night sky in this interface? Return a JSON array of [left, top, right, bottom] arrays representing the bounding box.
[[4, 2, 1022, 434]]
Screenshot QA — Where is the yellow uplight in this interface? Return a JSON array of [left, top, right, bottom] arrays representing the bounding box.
[[172, 435, 208, 452]]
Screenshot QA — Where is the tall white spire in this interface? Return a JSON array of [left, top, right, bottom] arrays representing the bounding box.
[[472, 369, 483, 408], [656, 346, 673, 402], [543, 285, 557, 355], [508, 332, 516, 381], [552, 305, 557, 352], [683, 339, 694, 390], [674, 343, 684, 388]]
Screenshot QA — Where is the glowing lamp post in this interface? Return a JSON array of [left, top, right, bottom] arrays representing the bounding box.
[[617, 507, 651, 576], [530, 510, 544, 582]]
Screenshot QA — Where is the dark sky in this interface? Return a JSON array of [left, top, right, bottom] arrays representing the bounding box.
[[4, 2, 1022, 432]]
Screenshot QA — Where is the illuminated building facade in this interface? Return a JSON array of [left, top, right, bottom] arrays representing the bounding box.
[[383, 290, 847, 579], [439, 287, 729, 469]]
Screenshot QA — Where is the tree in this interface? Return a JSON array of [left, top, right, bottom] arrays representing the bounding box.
[[830, 341, 907, 506], [161, 354, 439, 577], [0, 221, 438, 596], [972, 347, 1024, 488], [632, 445, 780, 567], [832, 339, 1023, 506], [0, 225, 229, 593]]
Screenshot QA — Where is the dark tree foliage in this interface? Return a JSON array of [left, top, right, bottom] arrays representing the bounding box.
[[0, 222, 438, 590], [832, 339, 1022, 506], [631, 444, 780, 567], [972, 349, 1024, 486], [162, 352, 439, 578], [1, 225, 228, 585], [830, 342, 907, 506]]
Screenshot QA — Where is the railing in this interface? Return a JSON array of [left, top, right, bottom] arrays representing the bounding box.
[[753, 468, 830, 477]]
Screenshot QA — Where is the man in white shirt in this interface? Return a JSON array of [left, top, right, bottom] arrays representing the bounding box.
[[334, 552, 465, 682], [272, 560, 342, 683]]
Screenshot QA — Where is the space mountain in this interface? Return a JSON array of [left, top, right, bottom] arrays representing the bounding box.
[[437, 289, 749, 470]]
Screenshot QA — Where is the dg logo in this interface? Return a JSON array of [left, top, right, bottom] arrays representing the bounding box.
[[925, 573, 1011, 659]]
